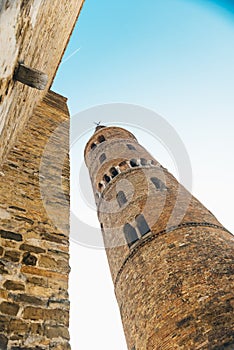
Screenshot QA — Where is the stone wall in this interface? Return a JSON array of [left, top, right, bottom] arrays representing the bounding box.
[[0, 0, 84, 165], [0, 90, 70, 349]]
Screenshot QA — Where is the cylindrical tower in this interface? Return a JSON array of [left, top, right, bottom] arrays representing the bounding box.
[[84, 125, 234, 350]]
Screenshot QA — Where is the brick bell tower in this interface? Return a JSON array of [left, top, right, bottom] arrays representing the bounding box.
[[84, 125, 234, 350]]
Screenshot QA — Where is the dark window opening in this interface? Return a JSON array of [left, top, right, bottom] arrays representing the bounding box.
[[91, 143, 96, 150], [99, 153, 106, 164], [140, 158, 147, 166], [110, 167, 118, 178], [130, 159, 138, 167], [98, 183, 103, 190], [98, 135, 105, 143], [104, 174, 111, 183], [151, 177, 167, 190], [127, 144, 136, 151], [123, 224, 138, 247], [100, 223, 104, 229], [151, 160, 157, 165], [116, 191, 127, 207], [135, 214, 150, 236]]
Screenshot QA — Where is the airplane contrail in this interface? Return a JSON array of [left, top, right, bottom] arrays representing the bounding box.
[[61, 47, 81, 65]]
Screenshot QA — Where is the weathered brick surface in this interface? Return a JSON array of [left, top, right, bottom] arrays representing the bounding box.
[[0, 91, 70, 349], [0, 0, 84, 165], [85, 126, 234, 350]]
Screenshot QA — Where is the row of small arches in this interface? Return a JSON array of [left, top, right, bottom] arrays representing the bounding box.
[[96, 177, 167, 202], [97, 158, 159, 191], [99, 152, 156, 168]]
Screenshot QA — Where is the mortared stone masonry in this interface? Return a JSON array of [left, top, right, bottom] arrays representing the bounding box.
[[0, 1, 84, 347], [85, 125, 234, 350], [0, 91, 70, 349]]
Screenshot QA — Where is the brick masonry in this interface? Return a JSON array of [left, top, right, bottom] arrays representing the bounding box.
[[0, 91, 70, 349], [0, 0, 84, 165], [85, 126, 234, 350]]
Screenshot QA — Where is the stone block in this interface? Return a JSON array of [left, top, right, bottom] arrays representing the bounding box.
[[0, 315, 9, 332], [0, 261, 8, 274], [39, 255, 57, 269], [19, 244, 45, 254], [3, 280, 25, 291], [23, 307, 69, 326], [0, 289, 8, 299], [22, 252, 37, 266], [12, 293, 44, 306], [26, 276, 48, 287], [0, 230, 22, 241], [8, 318, 29, 334], [3, 250, 21, 262], [44, 325, 70, 340], [0, 334, 8, 349], [0, 301, 19, 315]]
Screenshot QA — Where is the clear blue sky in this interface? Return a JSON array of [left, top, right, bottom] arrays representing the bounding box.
[[52, 1, 234, 349]]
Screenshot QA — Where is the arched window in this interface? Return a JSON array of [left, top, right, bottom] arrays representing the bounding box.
[[151, 177, 167, 191], [119, 161, 126, 166], [123, 224, 138, 247], [103, 174, 111, 183], [91, 143, 96, 150], [98, 183, 103, 190], [127, 144, 136, 151], [116, 191, 127, 207], [119, 161, 128, 171], [99, 153, 106, 164], [140, 158, 147, 166], [98, 135, 105, 143], [130, 159, 138, 167], [110, 167, 118, 178], [135, 214, 150, 236]]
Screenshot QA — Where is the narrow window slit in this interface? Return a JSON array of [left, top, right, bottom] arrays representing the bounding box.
[[127, 144, 136, 150], [99, 153, 106, 164]]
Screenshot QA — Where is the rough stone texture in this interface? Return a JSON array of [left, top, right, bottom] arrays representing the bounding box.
[[85, 126, 234, 350], [0, 0, 84, 165], [0, 91, 70, 349]]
